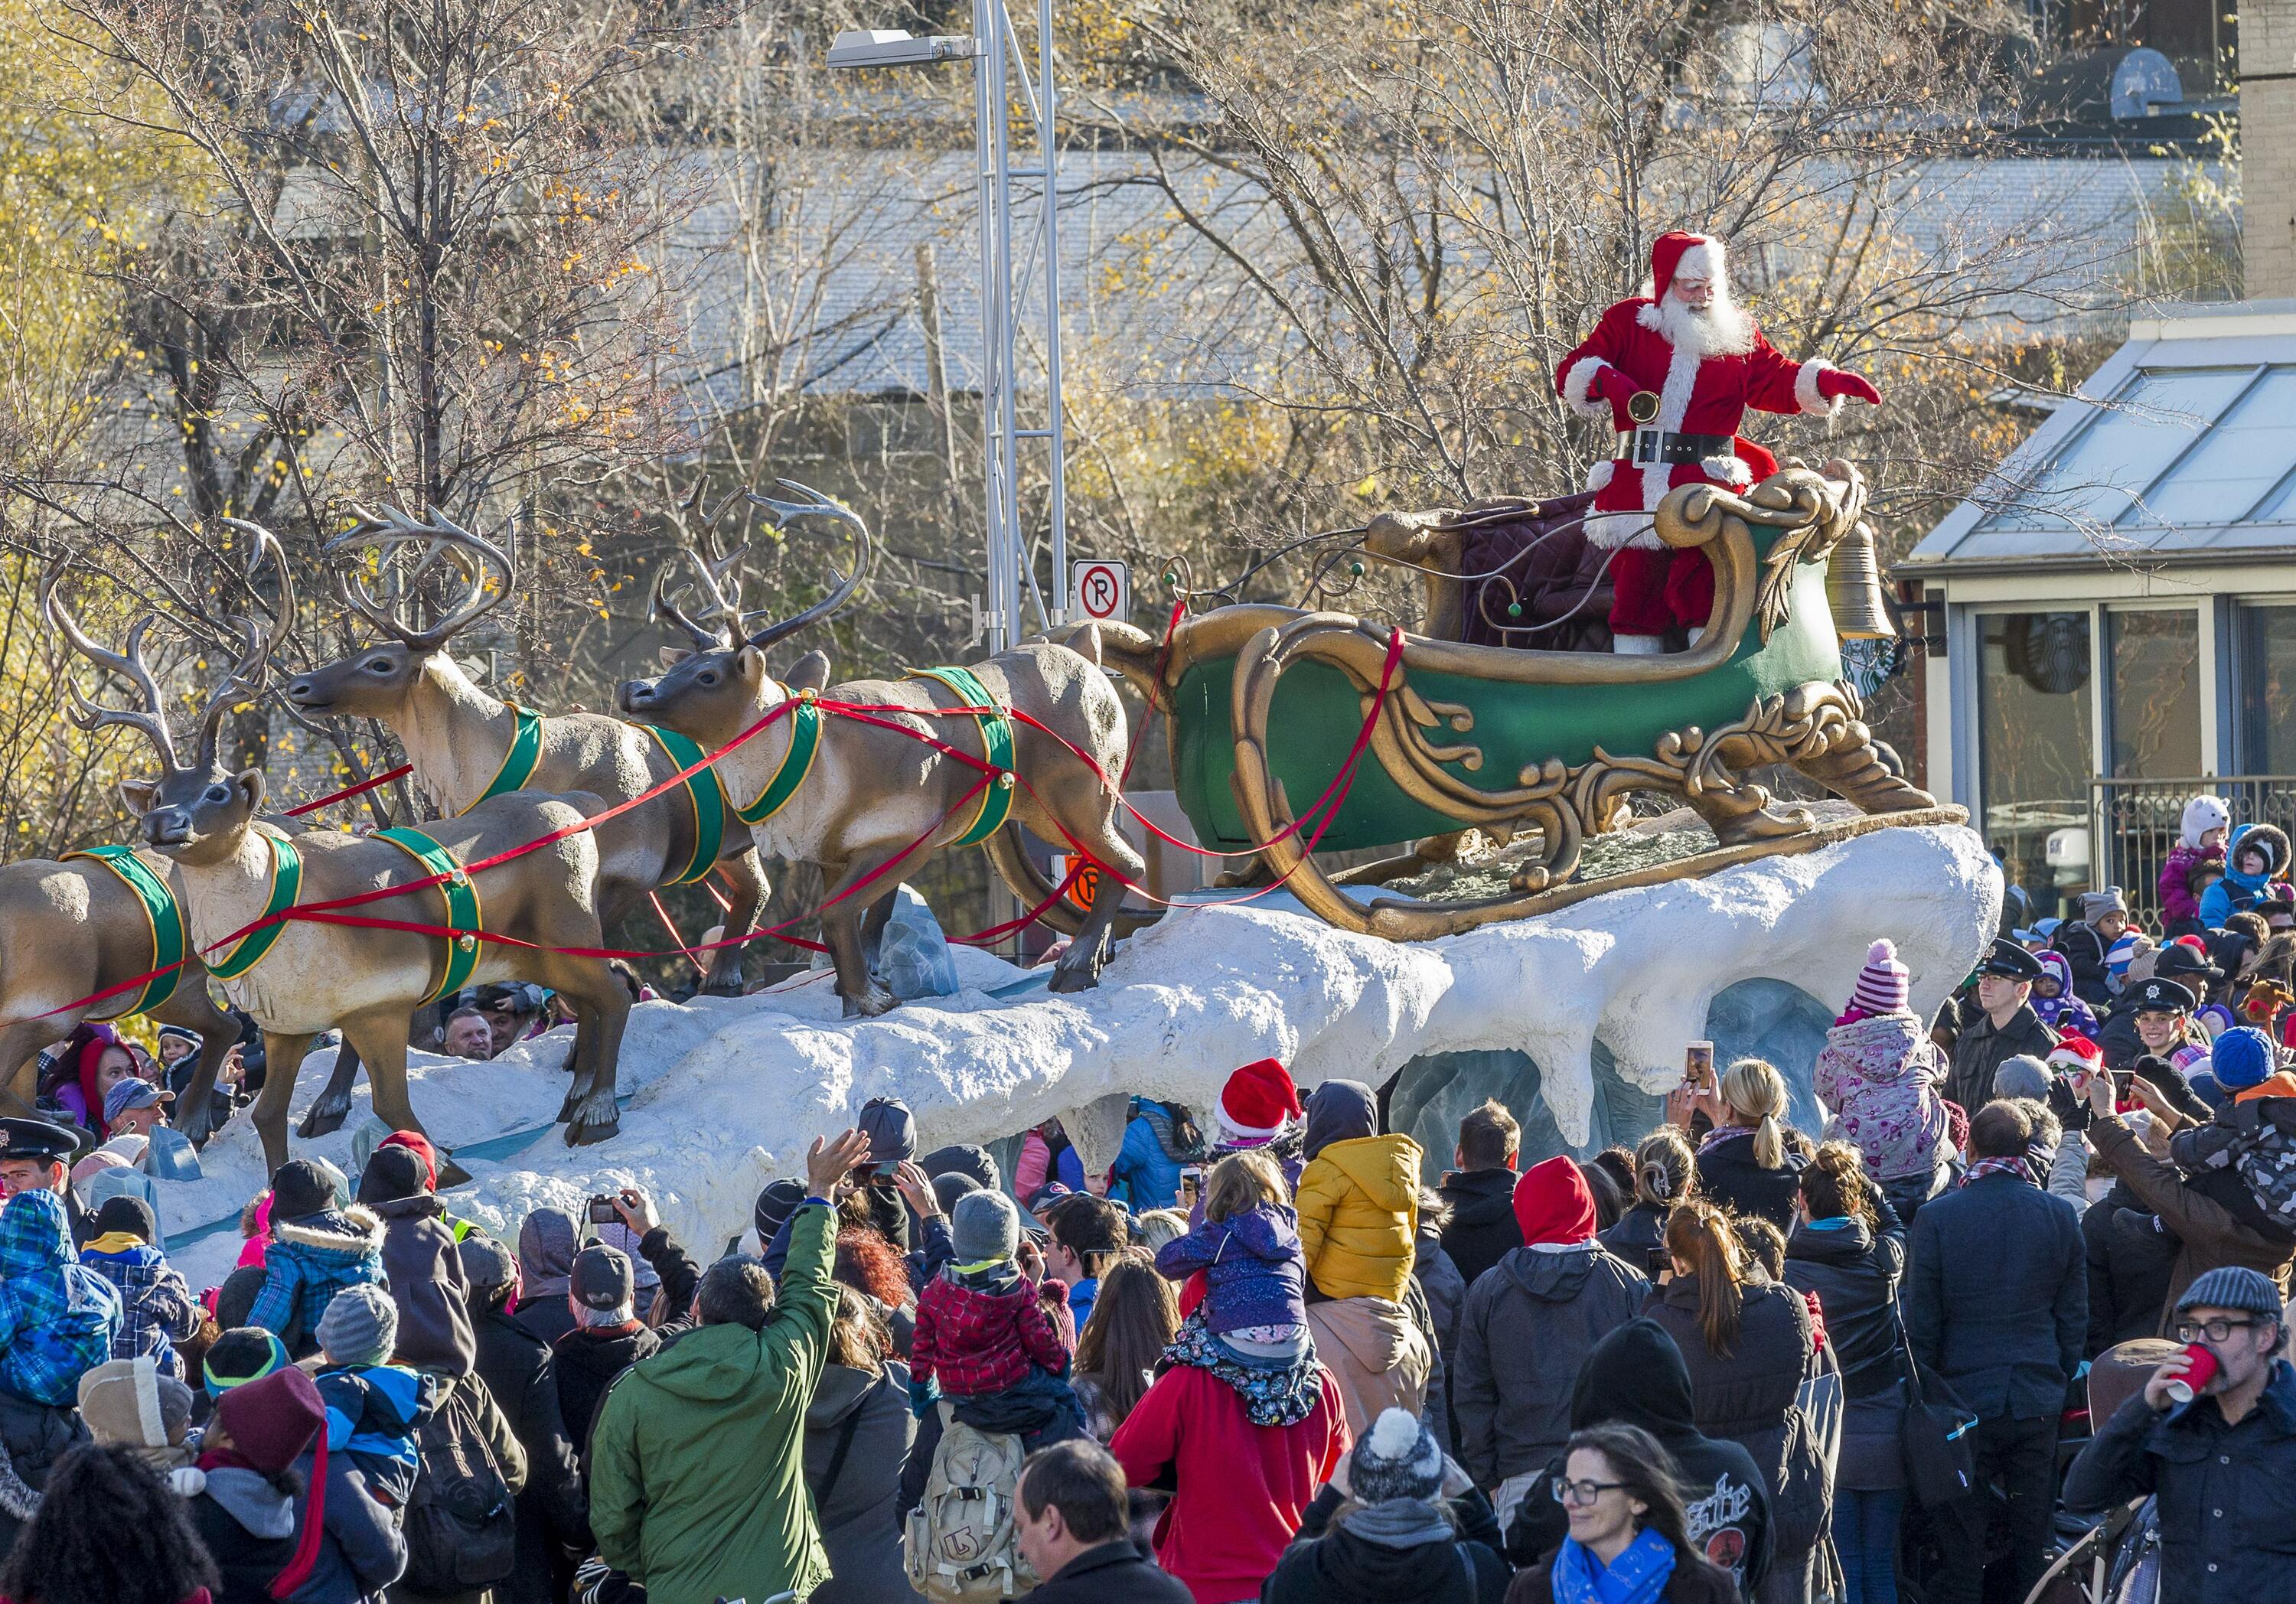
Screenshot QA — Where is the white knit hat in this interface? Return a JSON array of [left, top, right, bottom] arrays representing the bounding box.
[[1851, 939, 1910, 1015]]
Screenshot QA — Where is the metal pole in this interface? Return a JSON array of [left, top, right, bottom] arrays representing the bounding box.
[[1037, 0, 1068, 627], [973, 0, 1011, 652], [990, 0, 1023, 650]]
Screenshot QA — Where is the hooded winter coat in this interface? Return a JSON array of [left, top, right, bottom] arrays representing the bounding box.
[[800, 1358, 916, 1604], [1437, 1168, 1524, 1291], [1154, 1201, 1307, 1335], [249, 1208, 386, 1358], [79, 1233, 201, 1378], [0, 1186, 122, 1406], [2160, 795, 2231, 928], [2032, 951, 2100, 1038], [588, 1202, 840, 1604], [510, 1208, 581, 1348], [1641, 1274, 1824, 1563], [1503, 1318, 1773, 1596], [2203, 822, 2294, 926], [1814, 1012, 1954, 1182], [1452, 1241, 1649, 1485], [1297, 1134, 1423, 1302], [1261, 1514, 1508, 1604], [1111, 1100, 1202, 1211], [280, 1440, 409, 1604], [1694, 1131, 1809, 1234], [188, 1464, 299, 1604], [367, 1194, 475, 1377], [470, 1306, 587, 1604]]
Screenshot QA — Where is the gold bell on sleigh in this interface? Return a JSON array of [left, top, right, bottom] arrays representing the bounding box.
[[1826, 523, 1896, 641]]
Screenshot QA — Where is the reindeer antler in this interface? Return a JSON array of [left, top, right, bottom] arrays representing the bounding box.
[[652, 478, 758, 649], [193, 521, 296, 773], [739, 479, 874, 654], [41, 555, 188, 770], [325, 504, 514, 651]]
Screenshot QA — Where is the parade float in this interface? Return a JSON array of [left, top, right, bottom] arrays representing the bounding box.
[[15, 231, 2004, 1276]]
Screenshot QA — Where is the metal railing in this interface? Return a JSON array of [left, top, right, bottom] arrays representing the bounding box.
[[2089, 776, 2296, 923]]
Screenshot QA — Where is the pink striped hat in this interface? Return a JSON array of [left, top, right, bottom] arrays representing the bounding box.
[[1851, 939, 1910, 1015]]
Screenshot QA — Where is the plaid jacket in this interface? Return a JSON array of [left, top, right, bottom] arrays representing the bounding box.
[[248, 1206, 386, 1352], [911, 1265, 1072, 1397], [0, 1188, 121, 1406], [80, 1235, 202, 1379]]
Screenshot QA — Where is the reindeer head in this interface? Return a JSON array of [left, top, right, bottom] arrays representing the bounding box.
[[618, 479, 870, 742], [47, 524, 296, 864], [286, 505, 514, 716]]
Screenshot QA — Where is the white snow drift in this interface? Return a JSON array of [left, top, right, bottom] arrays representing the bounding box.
[[171, 822, 1997, 1289]]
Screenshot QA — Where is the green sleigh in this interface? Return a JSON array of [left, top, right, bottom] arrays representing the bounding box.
[[989, 462, 1960, 941]]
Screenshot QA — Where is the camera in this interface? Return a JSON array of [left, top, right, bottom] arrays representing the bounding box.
[[587, 1194, 621, 1225]]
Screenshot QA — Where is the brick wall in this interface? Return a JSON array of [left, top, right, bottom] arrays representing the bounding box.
[[2249, 0, 2296, 297]]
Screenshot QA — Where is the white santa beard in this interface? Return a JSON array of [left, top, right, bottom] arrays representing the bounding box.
[[1654, 290, 1755, 358]]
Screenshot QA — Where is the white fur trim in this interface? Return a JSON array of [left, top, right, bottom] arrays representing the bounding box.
[[1561, 357, 1613, 419], [1216, 1110, 1286, 1142], [1636, 302, 1663, 332], [1612, 634, 1668, 654], [132, 1355, 162, 1449], [1585, 459, 1616, 494], [1645, 334, 1703, 511], [270, 1204, 384, 1254], [1584, 510, 1664, 550], [1703, 453, 1753, 487], [1797, 359, 1841, 418], [1675, 238, 1723, 285]]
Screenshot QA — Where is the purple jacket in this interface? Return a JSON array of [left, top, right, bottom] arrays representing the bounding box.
[[1154, 1201, 1306, 1335]]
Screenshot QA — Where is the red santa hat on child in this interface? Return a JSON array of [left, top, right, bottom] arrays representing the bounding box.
[[2047, 1034, 2103, 1075], [1647, 232, 1725, 302], [1216, 1058, 1303, 1143]]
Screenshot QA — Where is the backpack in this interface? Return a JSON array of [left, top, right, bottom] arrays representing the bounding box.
[[903, 1404, 1038, 1602], [403, 1377, 517, 1592], [2231, 1106, 2296, 1234]]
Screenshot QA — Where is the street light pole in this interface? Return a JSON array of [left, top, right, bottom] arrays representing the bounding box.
[[828, 14, 1071, 651]]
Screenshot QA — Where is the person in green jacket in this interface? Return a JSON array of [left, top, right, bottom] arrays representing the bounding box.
[[589, 1127, 869, 1604]]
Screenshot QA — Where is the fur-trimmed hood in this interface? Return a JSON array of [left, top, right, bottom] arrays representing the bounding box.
[[270, 1205, 385, 1260]]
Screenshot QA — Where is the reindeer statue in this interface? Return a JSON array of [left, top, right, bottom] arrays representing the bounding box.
[[617, 482, 1146, 1014], [52, 528, 636, 1171], [279, 502, 771, 1133]]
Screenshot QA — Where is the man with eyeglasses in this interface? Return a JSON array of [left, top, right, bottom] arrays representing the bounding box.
[[2066, 1265, 2296, 1602]]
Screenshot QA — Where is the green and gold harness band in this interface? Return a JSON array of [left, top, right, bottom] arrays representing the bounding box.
[[62, 846, 188, 1017]]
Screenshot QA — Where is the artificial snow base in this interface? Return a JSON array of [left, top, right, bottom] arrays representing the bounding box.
[[170, 822, 1998, 1289]]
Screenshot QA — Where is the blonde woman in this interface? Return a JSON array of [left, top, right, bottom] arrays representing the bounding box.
[[1672, 1058, 1808, 1232]]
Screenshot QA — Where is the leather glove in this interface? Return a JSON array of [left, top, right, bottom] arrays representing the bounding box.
[[2047, 1072, 2091, 1133], [1816, 368, 1882, 406]]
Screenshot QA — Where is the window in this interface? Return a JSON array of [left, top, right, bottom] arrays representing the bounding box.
[[2239, 605, 2296, 774], [2122, 369, 2296, 530], [1978, 611, 2094, 910], [1978, 368, 2252, 533], [2105, 608, 2201, 778]]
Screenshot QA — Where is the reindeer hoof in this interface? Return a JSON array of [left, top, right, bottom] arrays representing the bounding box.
[[701, 974, 745, 999], [840, 984, 899, 1019], [435, 1156, 474, 1188], [563, 1093, 621, 1146], [297, 1094, 352, 1139], [1046, 964, 1104, 994]]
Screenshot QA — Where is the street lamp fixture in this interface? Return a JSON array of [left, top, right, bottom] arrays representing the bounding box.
[[825, 29, 982, 68]]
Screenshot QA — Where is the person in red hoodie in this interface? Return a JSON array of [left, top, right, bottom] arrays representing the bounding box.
[[1110, 1262, 1352, 1604]]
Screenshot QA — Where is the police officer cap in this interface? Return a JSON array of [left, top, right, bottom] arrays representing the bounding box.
[[1980, 937, 2043, 981], [0, 1118, 77, 1166], [2132, 977, 2197, 1016]]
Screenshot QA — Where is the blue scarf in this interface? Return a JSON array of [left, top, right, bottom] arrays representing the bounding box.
[[1551, 1529, 1678, 1604]]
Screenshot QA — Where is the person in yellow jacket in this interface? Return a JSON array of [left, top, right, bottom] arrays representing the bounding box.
[[1294, 1079, 1421, 1302]]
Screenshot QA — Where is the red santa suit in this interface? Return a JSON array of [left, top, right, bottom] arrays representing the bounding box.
[[1554, 232, 1876, 650]]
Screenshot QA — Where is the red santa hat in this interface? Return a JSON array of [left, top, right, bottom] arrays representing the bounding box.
[[1649, 231, 1725, 302], [2047, 1034, 2102, 1074], [1216, 1058, 1303, 1142]]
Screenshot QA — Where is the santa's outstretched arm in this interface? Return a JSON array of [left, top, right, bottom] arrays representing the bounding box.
[[1743, 330, 1883, 419], [1556, 302, 1646, 422]]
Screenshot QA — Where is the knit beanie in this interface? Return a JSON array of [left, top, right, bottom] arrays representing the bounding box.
[[1216, 1058, 1303, 1143], [459, 1234, 519, 1302], [203, 1328, 291, 1399], [1851, 939, 1911, 1015], [951, 1189, 1022, 1264], [2105, 931, 2144, 985], [2177, 1264, 2287, 1322], [931, 1172, 984, 1216], [2084, 886, 2129, 924], [2210, 1025, 2276, 1092], [317, 1283, 399, 1368], [213, 1365, 325, 1475], [91, 1193, 159, 1244], [356, 1143, 428, 1207], [857, 1096, 917, 1165], [921, 1143, 1002, 1194], [753, 1179, 807, 1245], [269, 1159, 335, 1223], [1348, 1407, 1443, 1504], [377, 1130, 439, 1191], [1512, 1155, 1597, 1247]]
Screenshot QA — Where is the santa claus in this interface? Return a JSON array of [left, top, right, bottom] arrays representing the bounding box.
[[1554, 231, 1881, 654]]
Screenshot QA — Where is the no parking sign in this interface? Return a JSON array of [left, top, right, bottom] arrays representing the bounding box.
[[1071, 560, 1130, 624]]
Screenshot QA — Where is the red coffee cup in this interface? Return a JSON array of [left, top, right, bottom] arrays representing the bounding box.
[[2165, 1342, 2219, 1404]]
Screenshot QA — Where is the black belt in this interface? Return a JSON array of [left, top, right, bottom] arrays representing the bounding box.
[[1617, 428, 1734, 467]]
